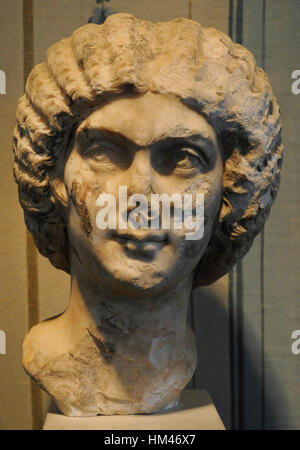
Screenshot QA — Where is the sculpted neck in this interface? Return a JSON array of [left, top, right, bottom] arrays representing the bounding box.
[[23, 260, 197, 416], [65, 266, 194, 357], [57, 263, 197, 415]]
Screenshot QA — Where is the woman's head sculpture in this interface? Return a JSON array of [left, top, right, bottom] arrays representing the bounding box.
[[13, 13, 283, 416]]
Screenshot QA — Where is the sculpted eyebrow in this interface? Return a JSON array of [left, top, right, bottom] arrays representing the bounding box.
[[151, 135, 218, 170], [151, 135, 217, 154], [75, 129, 218, 169], [76, 128, 140, 150]]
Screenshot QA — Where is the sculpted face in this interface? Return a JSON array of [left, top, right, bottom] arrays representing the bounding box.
[[64, 91, 223, 296]]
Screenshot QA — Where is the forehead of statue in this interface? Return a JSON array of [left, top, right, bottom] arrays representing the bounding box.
[[76, 91, 218, 148]]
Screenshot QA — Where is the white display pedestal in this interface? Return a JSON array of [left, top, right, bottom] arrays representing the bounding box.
[[43, 390, 225, 430]]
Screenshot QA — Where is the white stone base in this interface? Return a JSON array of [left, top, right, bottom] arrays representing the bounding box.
[[43, 390, 225, 430]]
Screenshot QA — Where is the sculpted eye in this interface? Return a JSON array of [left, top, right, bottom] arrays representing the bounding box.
[[171, 147, 207, 173], [83, 142, 127, 168], [151, 136, 217, 176], [85, 143, 112, 159]]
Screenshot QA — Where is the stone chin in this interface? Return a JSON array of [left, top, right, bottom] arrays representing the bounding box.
[[71, 230, 210, 298]]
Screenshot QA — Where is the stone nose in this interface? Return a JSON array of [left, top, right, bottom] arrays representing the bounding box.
[[125, 148, 153, 196]]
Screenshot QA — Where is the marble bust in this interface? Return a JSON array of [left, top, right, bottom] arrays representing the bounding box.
[[13, 13, 283, 416]]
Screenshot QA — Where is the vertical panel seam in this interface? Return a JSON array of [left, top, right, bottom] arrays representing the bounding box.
[[228, 0, 245, 430], [261, 0, 266, 430], [23, 0, 43, 431], [236, 0, 244, 430], [228, 0, 235, 429], [188, 0, 192, 20], [189, 0, 196, 390]]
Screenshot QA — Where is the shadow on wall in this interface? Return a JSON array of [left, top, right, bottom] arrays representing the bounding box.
[[190, 286, 290, 430]]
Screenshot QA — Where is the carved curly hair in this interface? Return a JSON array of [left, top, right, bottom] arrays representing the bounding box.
[[13, 13, 283, 287]]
